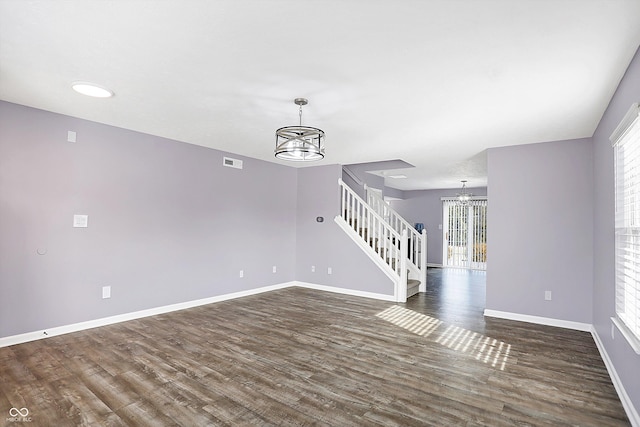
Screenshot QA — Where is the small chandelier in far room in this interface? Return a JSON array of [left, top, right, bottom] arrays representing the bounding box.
[[275, 98, 325, 161], [457, 180, 473, 205]]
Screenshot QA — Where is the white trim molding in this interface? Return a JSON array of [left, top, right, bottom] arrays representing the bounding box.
[[294, 281, 396, 302], [484, 309, 639, 425], [0, 282, 294, 348], [592, 326, 640, 427], [484, 309, 640, 427], [1, 284, 637, 425], [0, 281, 396, 348], [483, 309, 592, 332], [611, 317, 640, 355]]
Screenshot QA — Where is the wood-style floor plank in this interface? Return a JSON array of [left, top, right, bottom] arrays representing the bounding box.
[[0, 269, 630, 426]]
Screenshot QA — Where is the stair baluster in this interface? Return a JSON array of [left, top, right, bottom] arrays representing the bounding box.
[[337, 178, 416, 302]]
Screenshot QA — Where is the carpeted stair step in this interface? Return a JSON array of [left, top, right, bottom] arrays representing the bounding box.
[[407, 279, 420, 297], [343, 214, 421, 297]]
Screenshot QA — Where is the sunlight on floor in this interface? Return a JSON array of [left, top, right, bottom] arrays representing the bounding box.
[[375, 305, 443, 337], [376, 305, 511, 370]]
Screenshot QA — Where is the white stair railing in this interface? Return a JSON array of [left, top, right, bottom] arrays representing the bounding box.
[[338, 178, 408, 302], [366, 185, 427, 290]]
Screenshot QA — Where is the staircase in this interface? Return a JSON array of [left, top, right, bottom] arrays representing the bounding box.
[[335, 178, 427, 303]]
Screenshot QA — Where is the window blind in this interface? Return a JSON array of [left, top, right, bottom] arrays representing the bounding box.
[[612, 103, 640, 349], [442, 198, 487, 270]]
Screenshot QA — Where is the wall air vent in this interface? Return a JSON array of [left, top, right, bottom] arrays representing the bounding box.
[[223, 157, 243, 169]]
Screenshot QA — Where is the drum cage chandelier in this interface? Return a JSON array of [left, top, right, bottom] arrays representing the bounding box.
[[275, 98, 325, 162], [457, 180, 473, 205]]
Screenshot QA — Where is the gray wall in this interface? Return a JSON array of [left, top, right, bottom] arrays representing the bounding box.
[[389, 187, 487, 265], [0, 101, 394, 340], [592, 47, 640, 410], [0, 101, 298, 337], [341, 164, 384, 191], [486, 138, 594, 323], [341, 164, 383, 200], [341, 168, 367, 200], [296, 165, 394, 295], [341, 161, 412, 201]]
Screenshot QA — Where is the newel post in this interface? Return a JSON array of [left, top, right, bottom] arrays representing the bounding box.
[[420, 228, 427, 292], [398, 229, 408, 303]]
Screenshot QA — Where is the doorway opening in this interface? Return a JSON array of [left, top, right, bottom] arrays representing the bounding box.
[[442, 199, 487, 270]]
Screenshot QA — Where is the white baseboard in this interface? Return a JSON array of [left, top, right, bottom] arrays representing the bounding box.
[[485, 309, 638, 425], [0, 282, 294, 348], [483, 309, 592, 332], [294, 281, 396, 302], [0, 281, 397, 348], [2, 283, 637, 425], [591, 326, 640, 427]]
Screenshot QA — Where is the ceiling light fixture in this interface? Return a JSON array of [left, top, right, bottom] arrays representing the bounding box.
[[275, 98, 325, 162], [457, 180, 472, 205], [71, 82, 114, 98]]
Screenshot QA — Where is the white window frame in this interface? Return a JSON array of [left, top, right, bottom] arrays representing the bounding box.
[[611, 102, 640, 354]]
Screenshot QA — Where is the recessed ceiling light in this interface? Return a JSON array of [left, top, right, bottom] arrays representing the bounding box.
[[71, 82, 114, 98], [388, 174, 408, 179]]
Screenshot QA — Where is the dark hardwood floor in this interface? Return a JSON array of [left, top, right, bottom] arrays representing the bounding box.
[[0, 269, 629, 426]]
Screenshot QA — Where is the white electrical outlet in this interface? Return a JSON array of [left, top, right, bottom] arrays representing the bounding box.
[[311, 265, 315, 272], [102, 286, 111, 299], [272, 266, 277, 273], [239, 270, 244, 278], [328, 267, 332, 275], [544, 291, 552, 301]]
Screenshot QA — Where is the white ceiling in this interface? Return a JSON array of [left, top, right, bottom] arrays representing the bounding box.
[[1, 1, 639, 190]]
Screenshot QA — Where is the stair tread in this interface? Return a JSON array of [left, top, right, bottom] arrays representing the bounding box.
[[341, 212, 423, 292]]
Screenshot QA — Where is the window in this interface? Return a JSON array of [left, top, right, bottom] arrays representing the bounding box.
[[612, 102, 640, 353], [442, 198, 487, 270]]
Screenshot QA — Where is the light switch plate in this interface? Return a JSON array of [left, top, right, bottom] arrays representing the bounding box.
[[102, 286, 111, 299], [67, 131, 77, 142], [73, 214, 88, 228]]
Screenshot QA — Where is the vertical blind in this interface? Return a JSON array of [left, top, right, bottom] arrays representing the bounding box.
[[442, 199, 487, 270], [612, 102, 640, 345]]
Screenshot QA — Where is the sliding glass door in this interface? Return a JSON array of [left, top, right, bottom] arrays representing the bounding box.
[[442, 199, 487, 270]]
